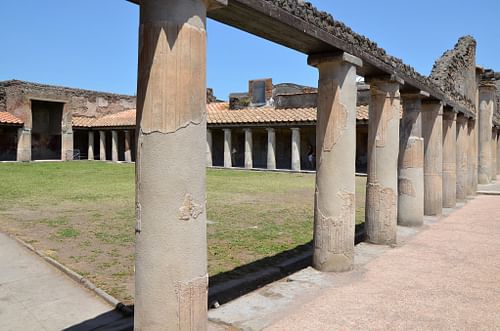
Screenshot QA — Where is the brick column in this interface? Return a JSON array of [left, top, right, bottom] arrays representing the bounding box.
[[398, 92, 425, 227], [244, 128, 253, 169], [111, 130, 118, 162], [478, 82, 495, 184], [422, 100, 443, 216], [308, 52, 362, 271], [267, 128, 276, 170], [134, 0, 209, 328], [365, 76, 402, 245], [99, 131, 106, 161], [456, 115, 468, 202], [88, 131, 94, 160], [224, 128, 232, 168], [124, 130, 132, 162], [442, 109, 457, 208], [291, 128, 301, 171]]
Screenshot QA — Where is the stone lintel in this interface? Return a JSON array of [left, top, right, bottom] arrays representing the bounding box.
[[205, 0, 228, 10], [307, 51, 362, 68], [365, 74, 404, 86]]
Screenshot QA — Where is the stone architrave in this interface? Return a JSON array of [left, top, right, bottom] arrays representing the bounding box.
[[291, 128, 301, 171], [206, 129, 213, 167], [478, 82, 495, 184], [88, 131, 94, 161], [308, 52, 362, 272], [124, 130, 132, 162], [492, 127, 498, 180], [398, 92, 425, 227], [244, 128, 253, 169], [99, 131, 106, 161], [456, 115, 468, 202], [365, 76, 402, 245], [111, 130, 119, 162], [134, 0, 209, 328], [267, 128, 276, 170], [224, 128, 232, 168], [17, 128, 31, 161], [442, 109, 457, 208], [422, 100, 443, 216]]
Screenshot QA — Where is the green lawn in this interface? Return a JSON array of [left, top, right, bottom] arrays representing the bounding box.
[[0, 162, 366, 303]]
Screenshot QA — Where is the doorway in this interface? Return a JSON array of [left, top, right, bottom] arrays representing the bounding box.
[[31, 100, 64, 160]]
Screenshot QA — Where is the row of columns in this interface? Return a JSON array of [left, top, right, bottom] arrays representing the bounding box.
[[207, 127, 303, 171], [133, 1, 498, 327], [87, 130, 132, 162]]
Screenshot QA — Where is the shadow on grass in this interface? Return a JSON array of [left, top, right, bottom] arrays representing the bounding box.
[[65, 224, 365, 330]]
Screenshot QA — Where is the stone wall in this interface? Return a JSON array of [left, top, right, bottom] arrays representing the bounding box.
[[0, 87, 6, 112], [430, 36, 477, 113]]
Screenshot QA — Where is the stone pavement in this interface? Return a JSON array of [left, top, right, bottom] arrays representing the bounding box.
[[0, 232, 120, 330], [264, 195, 500, 330]]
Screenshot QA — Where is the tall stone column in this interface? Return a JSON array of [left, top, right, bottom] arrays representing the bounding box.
[[291, 128, 301, 171], [223, 128, 232, 168], [244, 128, 253, 169], [497, 130, 500, 177], [398, 92, 425, 227], [206, 129, 213, 167], [478, 82, 495, 184], [442, 109, 457, 208], [88, 131, 94, 161], [492, 127, 498, 180], [61, 104, 73, 161], [134, 0, 208, 329], [308, 52, 361, 271], [456, 115, 468, 202], [467, 119, 476, 196], [124, 130, 132, 163], [365, 76, 402, 245], [17, 128, 31, 162], [99, 131, 106, 161], [111, 130, 119, 162], [267, 128, 276, 170], [422, 100, 443, 216]]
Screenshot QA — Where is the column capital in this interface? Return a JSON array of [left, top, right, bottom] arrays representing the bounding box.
[[400, 90, 430, 100], [290, 127, 300, 132], [365, 74, 404, 86], [307, 51, 362, 68], [223, 128, 231, 133], [243, 127, 252, 133], [266, 127, 275, 133], [478, 81, 497, 90]]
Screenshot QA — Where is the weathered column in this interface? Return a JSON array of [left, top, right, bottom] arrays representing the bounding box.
[[223, 128, 232, 168], [61, 104, 73, 161], [467, 119, 476, 196], [206, 129, 213, 167], [456, 115, 468, 202], [478, 82, 495, 184], [308, 52, 362, 272], [492, 127, 498, 181], [16, 128, 31, 161], [442, 109, 457, 208], [124, 130, 132, 163], [497, 130, 500, 177], [365, 76, 402, 245], [88, 131, 94, 161], [134, 0, 208, 329], [422, 100, 443, 216], [99, 131, 106, 161], [244, 128, 253, 169], [267, 128, 276, 170], [291, 127, 301, 171], [111, 130, 119, 162], [398, 92, 425, 227]]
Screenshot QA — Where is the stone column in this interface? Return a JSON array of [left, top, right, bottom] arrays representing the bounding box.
[[88, 131, 94, 161], [422, 100, 443, 216], [291, 128, 301, 171], [497, 130, 500, 177], [398, 92, 425, 227], [223, 128, 232, 168], [16, 128, 31, 162], [478, 82, 495, 184], [308, 52, 362, 271], [134, 0, 208, 329], [124, 130, 132, 163], [267, 128, 276, 170], [61, 104, 74, 161], [244, 128, 253, 169], [492, 127, 498, 181], [111, 130, 119, 162], [99, 131, 106, 161], [365, 76, 402, 245], [206, 129, 213, 167], [456, 115, 468, 202], [467, 119, 476, 196], [442, 109, 457, 208]]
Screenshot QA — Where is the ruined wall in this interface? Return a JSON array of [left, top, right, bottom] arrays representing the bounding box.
[[0, 87, 6, 112], [430, 36, 477, 113]]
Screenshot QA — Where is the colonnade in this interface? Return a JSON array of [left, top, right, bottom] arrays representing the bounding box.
[[87, 130, 133, 162]]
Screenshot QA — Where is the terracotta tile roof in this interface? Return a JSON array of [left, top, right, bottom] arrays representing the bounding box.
[[73, 104, 371, 128], [0, 112, 23, 125]]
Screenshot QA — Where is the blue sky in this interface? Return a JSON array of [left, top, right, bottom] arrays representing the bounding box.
[[0, 0, 498, 100]]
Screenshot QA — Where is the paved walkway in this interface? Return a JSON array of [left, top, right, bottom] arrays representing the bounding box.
[[0, 232, 118, 330], [266, 195, 500, 330]]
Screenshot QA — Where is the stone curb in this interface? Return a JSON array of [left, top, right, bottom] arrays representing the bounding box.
[[8, 234, 133, 316], [477, 190, 500, 196]]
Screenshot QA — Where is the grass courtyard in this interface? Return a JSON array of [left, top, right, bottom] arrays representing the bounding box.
[[0, 162, 366, 304]]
